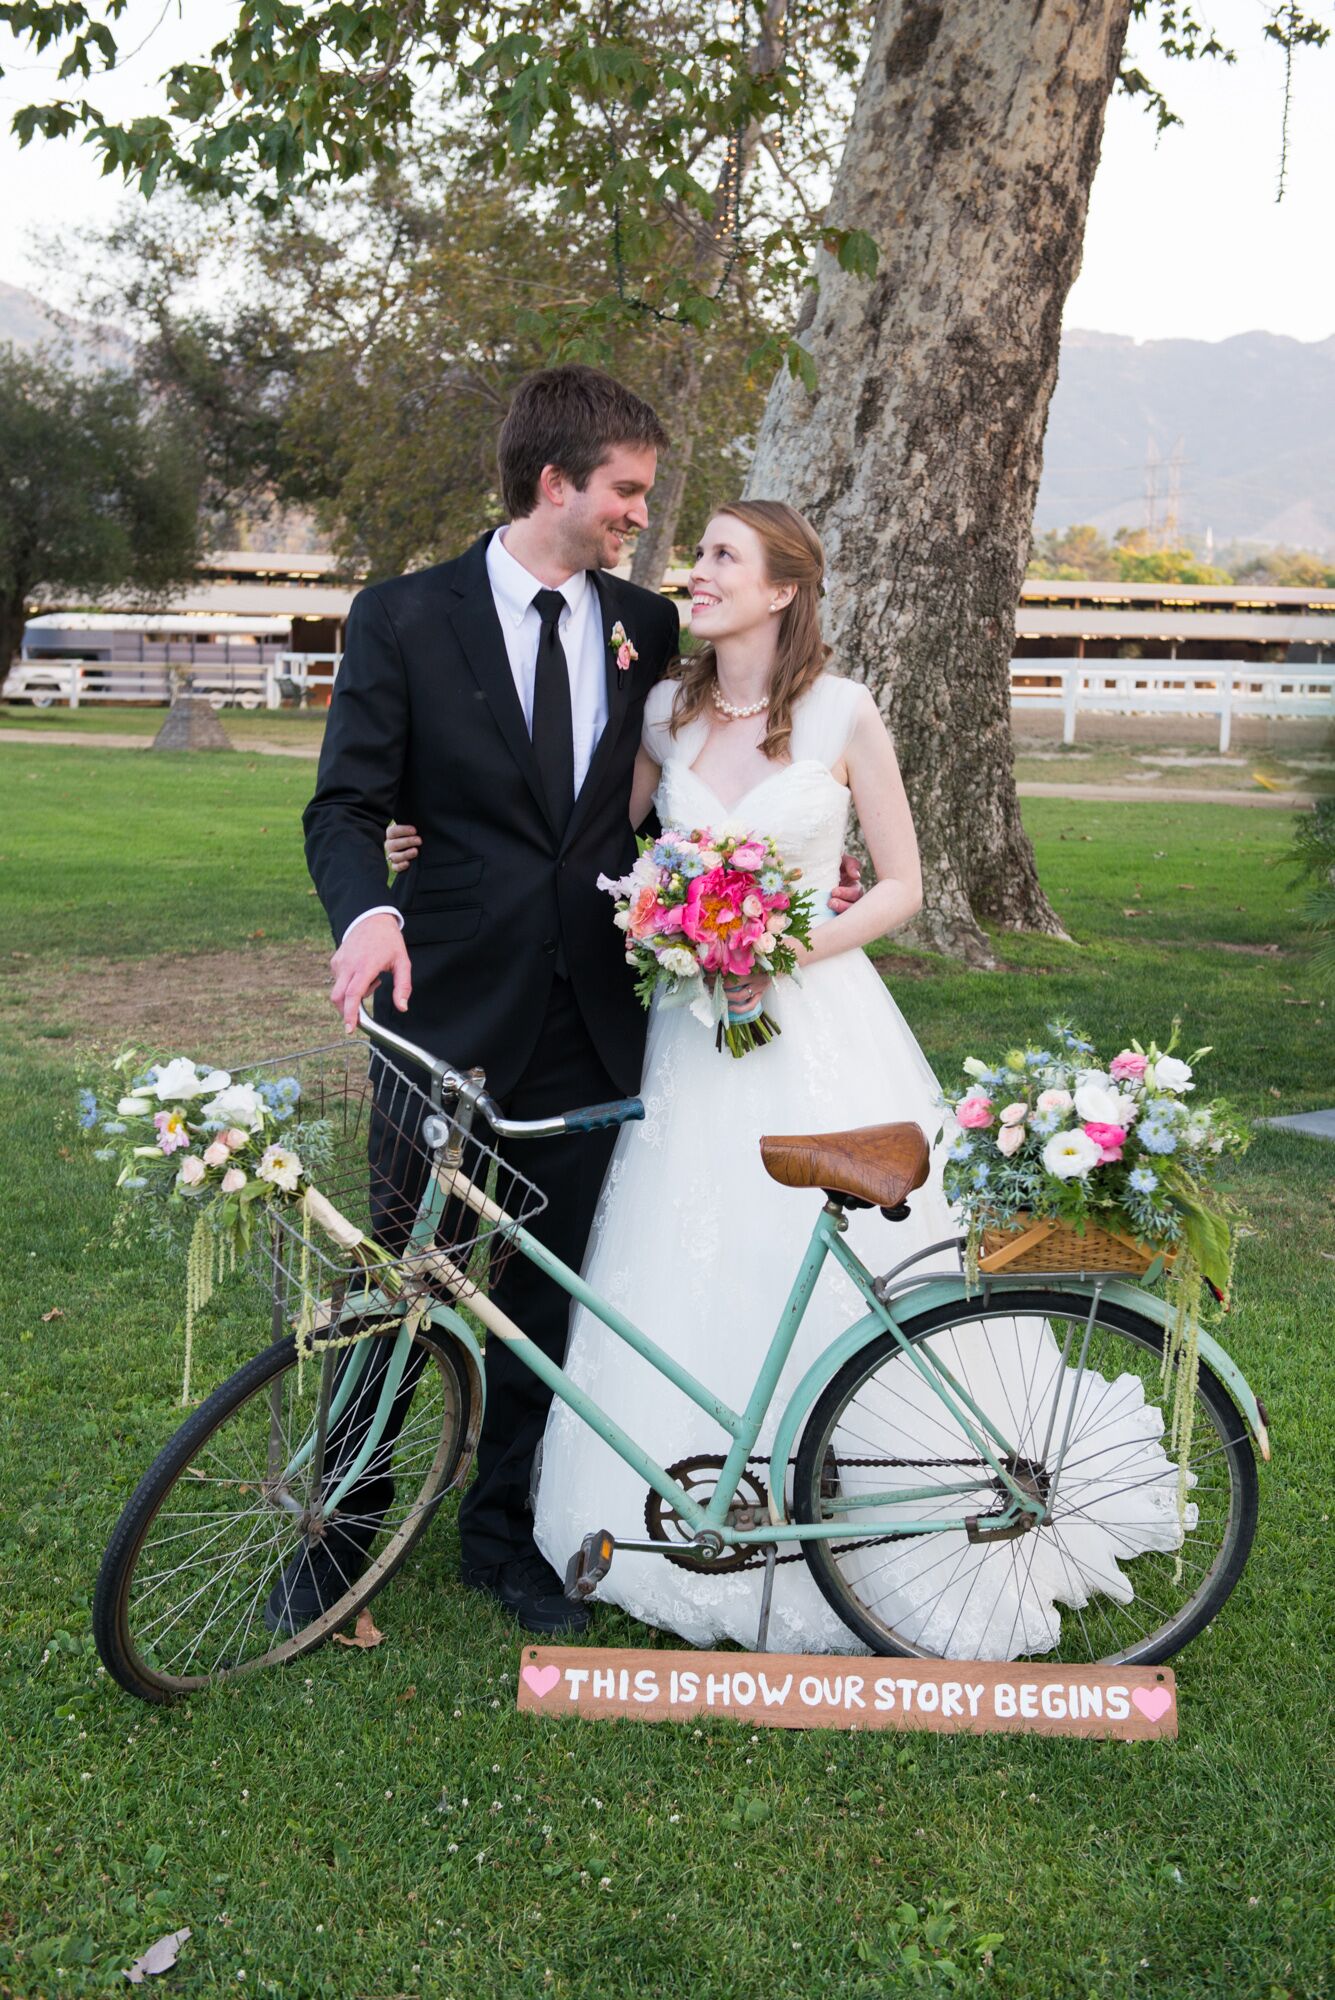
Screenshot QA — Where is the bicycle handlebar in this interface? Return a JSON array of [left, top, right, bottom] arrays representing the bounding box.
[[355, 1005, 644, 1140]]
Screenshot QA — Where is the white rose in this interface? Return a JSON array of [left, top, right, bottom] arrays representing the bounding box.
[[202, 1082, 266, 1132], [1036, 1088, 1072, 1115], [657, 947, 699, 979], [1073, 1081, 1121, 1124], [1073, 1068, 1111, 1094], [151, 1057, 214, 1101], [1042, 1128, 1102, 1180], [1151, 1056, 1194, 1093], [962, 1058, 990, 1079]]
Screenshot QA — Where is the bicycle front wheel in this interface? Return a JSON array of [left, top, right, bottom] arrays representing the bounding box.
[[793, 1290, 1257, 1665], [93, 1318, 477, 1701]]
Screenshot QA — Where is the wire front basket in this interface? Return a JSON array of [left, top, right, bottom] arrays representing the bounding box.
[[230, 1040, 548, 1333]]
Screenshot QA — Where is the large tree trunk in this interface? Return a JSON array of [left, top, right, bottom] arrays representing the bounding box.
[[747, 0, 1133, 963], [630, 346, 701, 590], [0, 583, 26, 676]]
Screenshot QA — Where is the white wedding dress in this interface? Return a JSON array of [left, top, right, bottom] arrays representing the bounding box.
[[533, 675, 1187, 1656]]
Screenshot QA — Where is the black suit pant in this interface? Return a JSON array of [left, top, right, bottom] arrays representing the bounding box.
[[323, 975, 621, 1572]]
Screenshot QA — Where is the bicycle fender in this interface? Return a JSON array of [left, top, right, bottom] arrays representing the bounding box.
[[424, 1302, 487, 1425], [767, 1276, 1269, 1527]]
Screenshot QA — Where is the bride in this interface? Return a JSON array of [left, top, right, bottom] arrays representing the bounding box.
[[531, 500, 958, 1651]]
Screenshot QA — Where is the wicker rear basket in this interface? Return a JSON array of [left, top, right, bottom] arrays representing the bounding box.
[[979, 1213, 1172, 1276]]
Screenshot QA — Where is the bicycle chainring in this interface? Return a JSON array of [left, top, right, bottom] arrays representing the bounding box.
[[644, 1454, 772, 1571]]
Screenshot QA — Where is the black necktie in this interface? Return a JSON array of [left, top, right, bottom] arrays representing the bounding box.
[[530, 586, 575, 831]]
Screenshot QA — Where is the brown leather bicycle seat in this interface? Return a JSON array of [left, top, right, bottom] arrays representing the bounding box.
[[759, 1122, 930, 1210]]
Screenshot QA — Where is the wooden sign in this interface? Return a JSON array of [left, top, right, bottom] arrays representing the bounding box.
[[516, 1646, 1177, 1741]]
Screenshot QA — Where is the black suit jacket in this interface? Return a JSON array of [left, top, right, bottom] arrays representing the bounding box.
[[303, 531, 680, 1099]]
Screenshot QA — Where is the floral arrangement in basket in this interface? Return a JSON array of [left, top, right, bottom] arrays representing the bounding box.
[[937, 1019, 1250, 1549], [77, 1052, 395, 1401], [599, 824, 814, 1057]]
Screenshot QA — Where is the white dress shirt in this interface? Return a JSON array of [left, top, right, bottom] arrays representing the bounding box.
[[344, 528, 610, 942]]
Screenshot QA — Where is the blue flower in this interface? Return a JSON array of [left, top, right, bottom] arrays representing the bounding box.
[[947, 1135, 974, 1163], [275, 1076, 302, 1105], [651, 841, 677, 869], [100, 1119, 127, 1135], [1031, 1109, 1061, 1136], [122, 1175, 148, 1190], [77, 1089, 99, 1129], [1024, 1049, 1056, 1069], [759, 868, 784, 895], [93, 1146, 116, 1162], [1128, 1165, 1159, 1193], [1138, 1122, 1177, 1156], [972, 1164, 991, 1189]]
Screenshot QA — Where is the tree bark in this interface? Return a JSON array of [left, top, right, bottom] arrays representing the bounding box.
[[630, 345, 701, 590], [0, 581, 28, 676], [746, 0, 1133, 964]]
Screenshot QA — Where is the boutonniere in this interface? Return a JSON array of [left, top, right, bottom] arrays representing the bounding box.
[[609, 620, 638, 672]]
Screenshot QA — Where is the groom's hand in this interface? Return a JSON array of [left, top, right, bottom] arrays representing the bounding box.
[[329, 915, 412, 1033], [829, 851, 864, 915]]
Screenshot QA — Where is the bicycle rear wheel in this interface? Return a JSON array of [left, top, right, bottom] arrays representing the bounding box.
[[93, 1318, 477, 1701], [793, 1290, 1257, 1665]]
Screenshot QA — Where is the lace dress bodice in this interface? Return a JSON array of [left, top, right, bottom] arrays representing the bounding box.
[[643, 673, 865, 920]]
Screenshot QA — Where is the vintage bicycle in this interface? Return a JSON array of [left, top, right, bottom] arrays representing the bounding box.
[[92, 1010, 1267, 1701]]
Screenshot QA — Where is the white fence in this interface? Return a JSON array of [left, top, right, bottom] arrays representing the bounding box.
[[1010, 659, 1335, 751]]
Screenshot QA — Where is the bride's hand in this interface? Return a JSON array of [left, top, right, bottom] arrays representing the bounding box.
[[385, 821, 422, 872], [721, 970, 771, 1015]]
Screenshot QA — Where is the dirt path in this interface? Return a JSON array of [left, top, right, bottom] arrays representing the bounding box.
[[7, 941, 336, 1061], [0, 727, 319, 758], [0, 728, 1321, 804]]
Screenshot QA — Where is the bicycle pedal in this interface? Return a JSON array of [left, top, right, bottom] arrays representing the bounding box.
[[564, 1528, 615, 1601]]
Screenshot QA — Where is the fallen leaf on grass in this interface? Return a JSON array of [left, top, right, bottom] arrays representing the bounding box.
[[333, 1608, 384, 1650], [41, 1307, 65, 1322], [124, 1927, 191, 1983], [398, 1684, 417, 1703], [1121, 908, 1146, 918]]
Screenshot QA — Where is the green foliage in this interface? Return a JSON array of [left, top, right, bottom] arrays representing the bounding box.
[[0, 343, 203, 664], [1287, 796, 1335, 979], [2, 1, 877, 351]]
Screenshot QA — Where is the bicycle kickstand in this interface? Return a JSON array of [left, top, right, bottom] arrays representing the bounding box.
[[754, 1544, 778, 1653]]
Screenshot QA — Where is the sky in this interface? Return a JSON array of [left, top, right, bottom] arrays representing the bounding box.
[[1, 0, 1332, 345]]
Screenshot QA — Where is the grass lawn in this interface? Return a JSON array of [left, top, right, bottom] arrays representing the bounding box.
[[1, 746, 1331, 1999]]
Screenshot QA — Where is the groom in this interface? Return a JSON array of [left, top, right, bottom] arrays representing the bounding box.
[[302, 365, 680, 1634]]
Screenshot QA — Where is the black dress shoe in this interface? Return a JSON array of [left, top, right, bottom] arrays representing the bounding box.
[[264, 1514, 381, 1637], [461, 1551, 591, 1636]]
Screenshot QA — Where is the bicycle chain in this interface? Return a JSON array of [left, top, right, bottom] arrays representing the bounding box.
[[649, 1450, 992, 1575]]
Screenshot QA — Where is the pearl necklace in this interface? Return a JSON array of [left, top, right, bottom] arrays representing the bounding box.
[[711, 680, 769, 720]]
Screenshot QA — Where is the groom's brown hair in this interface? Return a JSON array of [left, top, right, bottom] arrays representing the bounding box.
[[498, 365, 668, 518]]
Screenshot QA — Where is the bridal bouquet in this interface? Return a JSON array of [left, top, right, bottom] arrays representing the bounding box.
[[78, 1052, 394, 1399], [599, 824, 814, 1057]]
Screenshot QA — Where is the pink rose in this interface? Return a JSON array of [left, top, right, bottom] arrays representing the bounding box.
[[202, 1140, 230, 1168], [742, 893, 763, 918], [220, 1166, 247, 1193], [616, 642, 633, 672], [223, 1127, 251, 1152], [179, 1155, 206, 1186], [1037, 1088, 1073, 1114], [1110, 1051, 1148, 1082], [998, 1102, 1028, 1126], [955, 1094, 994, 1129], [729, 842, 767, 871], [1082, 1120, 1127, 1162], [996, 1122, 1027, 1156]]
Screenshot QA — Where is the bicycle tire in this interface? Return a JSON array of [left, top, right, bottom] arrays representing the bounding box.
[[793, 1290, 1258, 1665], [93, 1321, 475, 1702]]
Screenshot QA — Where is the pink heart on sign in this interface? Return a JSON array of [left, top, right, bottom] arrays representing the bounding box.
[[522, 1663, 561, 1699], [1131, 1685, 1173, 1723]]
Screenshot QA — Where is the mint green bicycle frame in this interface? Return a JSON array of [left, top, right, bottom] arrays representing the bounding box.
[[307, 1154, 1270, 1554]]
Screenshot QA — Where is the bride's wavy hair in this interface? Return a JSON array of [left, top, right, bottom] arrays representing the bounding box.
[[669, 499, 832, 761]]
